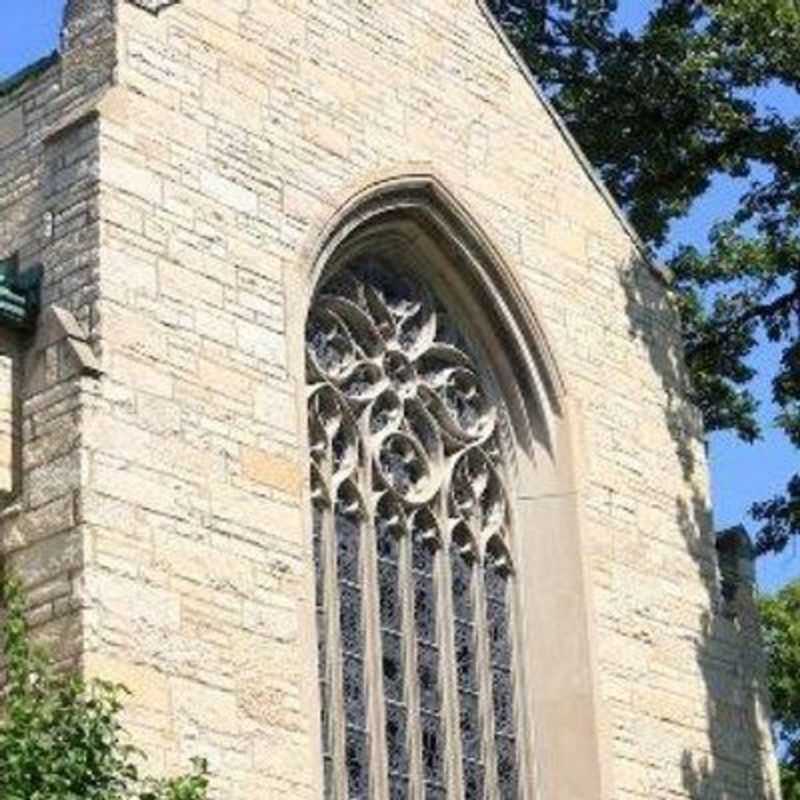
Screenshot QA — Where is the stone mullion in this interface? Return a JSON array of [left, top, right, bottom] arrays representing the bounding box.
[[316, 497, 337, 797], [439, 527, 465, 799], [401, 530, 424, 800], [509, 578, 534, 800], [474, 564, 499, 800], [452, 546, 489, 799], [308, 262, 527, 799], [324, 456, 349, 800], [483, 554, 529, 800], [361, 425, 390, 800]]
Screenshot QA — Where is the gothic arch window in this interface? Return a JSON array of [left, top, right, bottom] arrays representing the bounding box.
[[307, 254, 525, 799]]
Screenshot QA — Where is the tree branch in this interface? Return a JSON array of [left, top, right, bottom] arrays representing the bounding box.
[[685, 286, 800, 363]]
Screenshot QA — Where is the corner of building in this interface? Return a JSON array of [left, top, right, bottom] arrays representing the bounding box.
[[0, 0, 118, 668]]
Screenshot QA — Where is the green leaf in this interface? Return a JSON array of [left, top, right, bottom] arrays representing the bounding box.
[[0, 577, 210, 800]]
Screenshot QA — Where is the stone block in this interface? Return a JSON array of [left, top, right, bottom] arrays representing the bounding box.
[[0, 106, 24, 149], [84, 653, 171, 710], [0, 1, 779, 797], [102, 152, 164, 205], [200, 170, 259, 215], [240, 446, 302, 496]]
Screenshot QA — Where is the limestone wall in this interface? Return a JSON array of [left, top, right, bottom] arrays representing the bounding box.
[[0, 0, 781, 798], [0, 0, 117, 667]]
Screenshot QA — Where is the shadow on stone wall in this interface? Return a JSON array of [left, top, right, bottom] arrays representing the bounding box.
[[620, 254, 780, 799]]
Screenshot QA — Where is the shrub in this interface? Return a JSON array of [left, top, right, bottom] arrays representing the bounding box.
[[0, 578, 209, 800]]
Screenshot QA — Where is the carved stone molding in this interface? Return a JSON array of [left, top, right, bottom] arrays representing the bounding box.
[[308, 256, 521, 797], [304, 172, 569, 414], [25, 305, 102, 395], [125, 0, 180, 14], [308, 258, 513, 561]]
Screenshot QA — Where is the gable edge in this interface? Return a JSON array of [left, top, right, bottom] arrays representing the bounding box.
[[475, 0, 667, 285]]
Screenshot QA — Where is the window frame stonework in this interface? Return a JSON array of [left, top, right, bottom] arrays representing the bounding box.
[[295, 175, 608, 800], [306, 241, 533, 800]]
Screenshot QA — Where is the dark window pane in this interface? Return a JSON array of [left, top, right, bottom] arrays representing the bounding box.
[[332, 425, 355, 475], [463, 758, 485, 800], [459, 692, 481, 760], [492, 668, 514, 735], [452, 545, 486, 795], [496, 735, 518, 799], [378, 522, 408, 787], [414, 574, 437, 644], [336, 514, 360, 584], [339, 583, 362, 655], [377, 519, 401, 559], [382, 632, 404, 702], [414, 530, 444, 792], [417, 643, 441, 711], [420, 711, 444, 784], [451, 553, 473, 621], [389, 775, 410, 800], [379, 560, 401, 632], [343, 655, 366, 728], [413, 535, 435, 574], [345, 729, 369, 798], [487, 598, 511, 667], [485, 563, 519, 798], [334, 496, 370, 797], [386, 701, 409, 774], [485, 560, 507, 601], [454, 620, 477, 691]]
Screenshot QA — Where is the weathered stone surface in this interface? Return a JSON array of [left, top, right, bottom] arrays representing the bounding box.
[[240, 446, 302, 496], [0, 1, 781, 798], [0, 107, 24, 149], [0, 353, 14, 495]]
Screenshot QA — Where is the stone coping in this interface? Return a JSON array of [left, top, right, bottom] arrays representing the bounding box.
[[0, 51, 59, 107]]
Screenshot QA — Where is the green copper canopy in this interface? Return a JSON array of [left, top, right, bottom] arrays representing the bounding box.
[[0, 254, 42, 330]]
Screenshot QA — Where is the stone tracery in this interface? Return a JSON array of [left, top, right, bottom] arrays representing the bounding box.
[[308, 256, 520, 798], [308, 260, 510, 543]]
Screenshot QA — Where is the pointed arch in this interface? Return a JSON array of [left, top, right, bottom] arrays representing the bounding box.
[[305, 171, 568, 414], [296, 170, 609, 800]]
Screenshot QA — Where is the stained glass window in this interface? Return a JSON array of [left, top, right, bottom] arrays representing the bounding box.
[[337, 500, 369, 799], [378, 512, 410, 797], [307, 256, 524, 799], [486, 550, 519, 799], [451, 538, 485, 799], [313, 505, 333, 797], [414, 527, 445, 797]]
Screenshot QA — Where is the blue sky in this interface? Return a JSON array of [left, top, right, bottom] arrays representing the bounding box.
[[613, 4, 799, 593], [2, 1, 797, 593], [0, 1, 63, 75]]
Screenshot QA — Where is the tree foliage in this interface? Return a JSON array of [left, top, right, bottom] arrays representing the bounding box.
[[0, 579, 210, 800], [490, 0, 800, 555], [759, 580, 800, 799]]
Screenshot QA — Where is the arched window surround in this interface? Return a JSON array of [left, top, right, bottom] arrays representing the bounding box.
[[292, 174, 608, 800]]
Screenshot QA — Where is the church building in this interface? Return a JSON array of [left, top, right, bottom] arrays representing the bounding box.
[[0, 0, 781, 797]]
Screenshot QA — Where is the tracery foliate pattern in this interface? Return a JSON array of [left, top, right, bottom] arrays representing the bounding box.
[[308, 257, 519, 798]]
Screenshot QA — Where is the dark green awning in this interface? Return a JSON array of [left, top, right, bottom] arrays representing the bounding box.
[[0, 254, 42, 330]]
